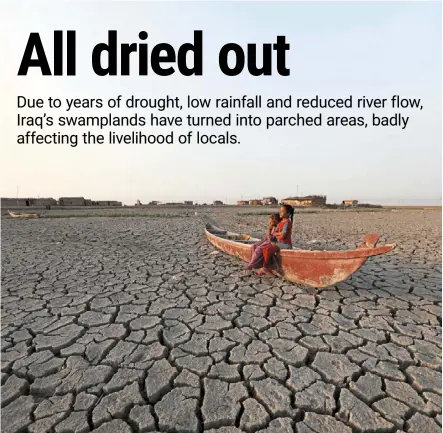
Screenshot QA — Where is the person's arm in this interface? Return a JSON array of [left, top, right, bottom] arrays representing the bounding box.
[[266, 221, 275, 237], [275, 221, 290, 240]]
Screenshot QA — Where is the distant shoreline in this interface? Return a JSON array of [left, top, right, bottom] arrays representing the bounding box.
[[2, 204, 441, 219], [1, 204, 441, 211], [381, 205, 442, 210]]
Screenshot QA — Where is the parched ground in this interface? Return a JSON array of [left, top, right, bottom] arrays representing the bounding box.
[[1, 208, 441, 433]]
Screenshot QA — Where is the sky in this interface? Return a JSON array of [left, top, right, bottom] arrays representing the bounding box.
[[0, 1, 441, 205]]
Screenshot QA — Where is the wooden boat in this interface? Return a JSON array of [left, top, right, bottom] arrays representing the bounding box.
[[7, 210, 40, 219], [205, 224, 395, 288]]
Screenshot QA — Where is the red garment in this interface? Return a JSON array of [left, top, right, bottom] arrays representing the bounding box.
[[262, 244, 280, 267], [275, 218, 292, 246]]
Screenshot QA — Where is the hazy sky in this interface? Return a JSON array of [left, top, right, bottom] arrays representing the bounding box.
[[1, 1, 441, 205]]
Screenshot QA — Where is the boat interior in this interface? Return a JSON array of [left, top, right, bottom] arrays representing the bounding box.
[[207, 226, 258, 244]]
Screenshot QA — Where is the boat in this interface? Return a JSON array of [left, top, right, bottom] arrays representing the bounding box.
[[7, 210, 40, 219], [205, 224, 395, 288]]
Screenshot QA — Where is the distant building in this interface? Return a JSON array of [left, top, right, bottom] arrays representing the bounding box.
[[35, 198, 57, 209], [213, 200, 224, 205], [1, 197, 56, 208], [2, 196, 123, 208], [59, 197, 87, 206], [281, 195, 327, 207], [342, 200, 358, 207], [249, 199, 262, 206], [2, 198, 22, 208], [184, 201, 193, 205], [35, 198, 56, 206], [96, 201, 122, 207], [262, 197, 278, 205], [1, 198, 28, 208], [148, 201, 160, 205], [237, 200, 248, 205]]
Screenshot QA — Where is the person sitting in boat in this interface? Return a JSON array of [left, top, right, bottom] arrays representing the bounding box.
[[246, 213, 281, 270], [267, 213, 281, 238], [257, 204, 294, 275]]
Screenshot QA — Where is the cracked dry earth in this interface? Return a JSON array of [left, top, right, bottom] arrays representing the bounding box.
[[1, 209, 441, 433]]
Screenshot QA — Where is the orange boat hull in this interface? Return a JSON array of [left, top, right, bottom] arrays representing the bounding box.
[[205, 225, 395, 288]]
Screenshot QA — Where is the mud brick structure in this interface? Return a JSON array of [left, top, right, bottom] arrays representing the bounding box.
[[1, 197, 57, 208], [58, 197, 88, 206], [249, 199, 262, 206], [282, 195, 327, 207], [262, 197, 278, 205], [343, 200, 359, 207], [96, 201, 123, 207], [1, 198, 29, 208]]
